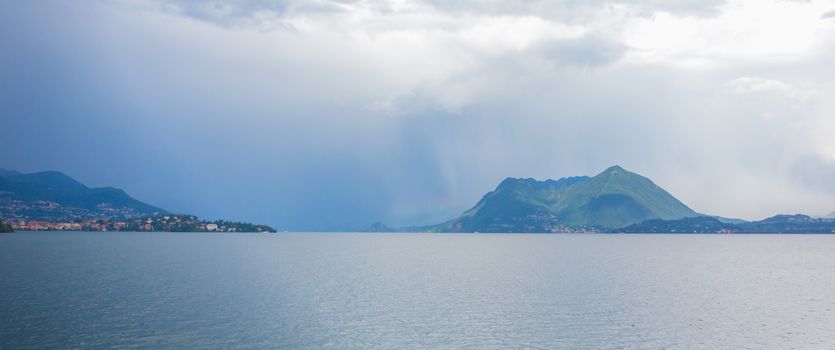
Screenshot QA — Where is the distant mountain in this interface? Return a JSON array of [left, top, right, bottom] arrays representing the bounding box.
[[427, 165, 698, 232], [712, 216, 748, 224], [0, 168, 21, 176], [364, 222, 398, 232], [745, 214, 835, 233], [826, 211, 835, 219], [619, 214, 835, 233], [0, 169, 166, 222]]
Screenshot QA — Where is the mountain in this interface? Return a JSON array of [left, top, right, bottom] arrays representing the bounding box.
[[427, 165, 698, 232], [0, 169, 167, 222], [825, 211, 835, 219], [743, 214, 835, 233], [712, 216, 748, 224], [364, 222, 398, 232], [618, 214, 835, 233]]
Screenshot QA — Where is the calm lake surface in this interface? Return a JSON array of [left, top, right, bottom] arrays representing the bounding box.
[[1, 232, 834, 349]]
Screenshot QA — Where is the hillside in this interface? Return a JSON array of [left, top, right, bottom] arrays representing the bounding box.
[[427, 165, 698, 232], [616, 216, 737, 233], [0, 169, 166, 222], [618, 214, 835, 233]]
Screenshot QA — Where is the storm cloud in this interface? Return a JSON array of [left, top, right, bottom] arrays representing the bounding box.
[[2, 0, 835, 229]]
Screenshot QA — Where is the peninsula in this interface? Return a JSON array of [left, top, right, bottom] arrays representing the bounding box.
[[0, 168, 275, 233]]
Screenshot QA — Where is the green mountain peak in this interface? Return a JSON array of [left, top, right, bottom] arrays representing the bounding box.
[[0, 169, 167, 222], [428, 166, 697, 232]]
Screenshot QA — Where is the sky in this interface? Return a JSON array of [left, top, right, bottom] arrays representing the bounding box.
[[2, 0, 835, 230]]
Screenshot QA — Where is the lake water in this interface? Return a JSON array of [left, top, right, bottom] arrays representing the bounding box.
[[1, 232, 834, 349]]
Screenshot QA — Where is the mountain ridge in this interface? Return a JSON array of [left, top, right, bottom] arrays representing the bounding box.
[[0, 168, 277, 232], [426, 165, 698, 232], [0, 169, 167, 222], [618, 214, 835, 233]]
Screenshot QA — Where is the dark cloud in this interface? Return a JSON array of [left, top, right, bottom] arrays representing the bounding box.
[[2, 0, 835, 228], [160, 0, 727, 28], [157, 0, 352, 27]]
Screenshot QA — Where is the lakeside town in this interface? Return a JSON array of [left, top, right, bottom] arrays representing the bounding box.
[[0, 197, 162, 223], [1, 169, 279, 233], [6, 214, 276, 233]]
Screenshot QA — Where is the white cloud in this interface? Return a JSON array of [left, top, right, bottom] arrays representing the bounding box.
[[623, 0, 835, 68], [726, 77, 815, 102]]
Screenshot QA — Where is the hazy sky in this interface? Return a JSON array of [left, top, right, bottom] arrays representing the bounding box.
[[3, 0, 835, 229]]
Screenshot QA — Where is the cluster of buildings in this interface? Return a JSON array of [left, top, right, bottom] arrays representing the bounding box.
[[11, 221, 85, 231], [11, 219, 134, 231], [8, 214, 275, 233], [545, 225, 603, 233], [0, 198, 147, 224]]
